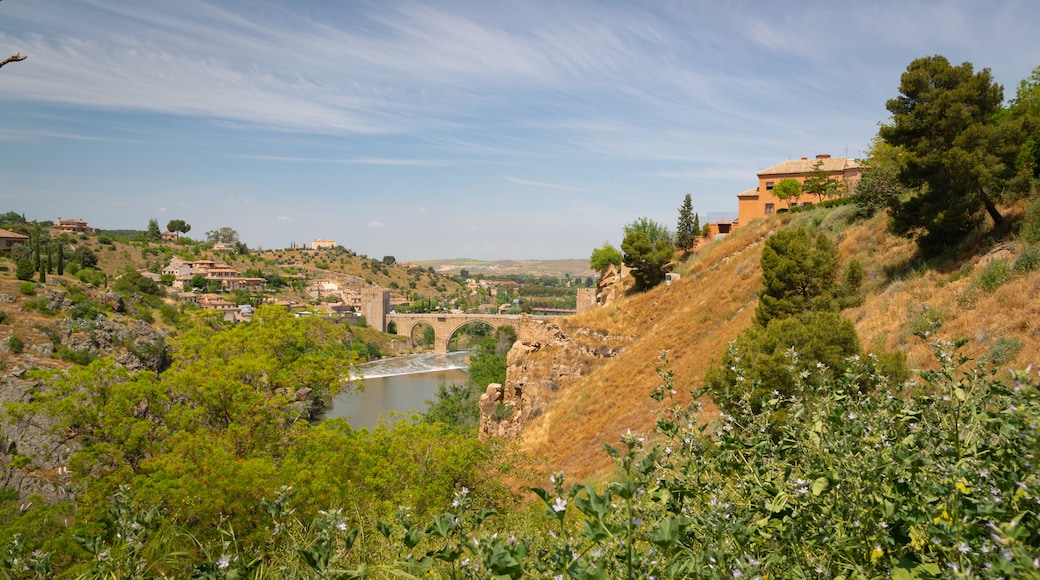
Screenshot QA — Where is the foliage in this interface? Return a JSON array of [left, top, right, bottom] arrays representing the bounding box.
[[773, 177, 803, 209], [978, 259, 1013, 291], [425, 328, 513, 430], [1015, 245, 1040, 272], [165, 219, 191, 235], [17, 336, 1040, 578], [621, 230, 675, 291], [623, 217, 672, 245], [755, 227, 839, 326], [880, 55, 1034, 254], [15, 258, 34, 281], [853, 138, 911, 218], [7, 335, 24, 354], [71, 246, 97, 269], [675, 193, 698, 252], [589, 242, 622, 273], [18, 281, 36, 295], [146, 218, 161, 242], [205, 226, 240, 245], [802, 159, 840, 202]]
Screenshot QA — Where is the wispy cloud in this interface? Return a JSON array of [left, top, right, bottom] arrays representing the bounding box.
[[504, 176, 587, 192], [367, 221, 385, 228]]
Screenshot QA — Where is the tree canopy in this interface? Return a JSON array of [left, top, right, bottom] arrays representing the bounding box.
[[880, 55, 1035, 253], [166, 219, 191, 235], [205, 226, 240, 245], [621, 230, 674, 290], [675, 194, 698, 252], [772, 178, 803, 209], [589, 242, 623, 272]]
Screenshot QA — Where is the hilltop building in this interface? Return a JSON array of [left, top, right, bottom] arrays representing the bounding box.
[[163, 257, 263, 291], [737, 154, 862, 222], [53, 217, 94, 234], [312, 239, 336, 249]]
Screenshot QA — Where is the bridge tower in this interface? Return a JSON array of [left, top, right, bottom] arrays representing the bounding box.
[[360, 288, 390, 332]]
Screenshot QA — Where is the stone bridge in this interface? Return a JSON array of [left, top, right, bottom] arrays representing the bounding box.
[[385, 313, 528, 353]]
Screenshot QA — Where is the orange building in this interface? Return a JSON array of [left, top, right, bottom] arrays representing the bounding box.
[[737, 154, 863, 222]]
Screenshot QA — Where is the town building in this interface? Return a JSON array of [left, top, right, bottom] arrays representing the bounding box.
[[163, 257, 263, 291], [0, 228, 29, 251], [737, 154, 863, 222], [53, 217, 94, 234], [312, 239, 336, 250]]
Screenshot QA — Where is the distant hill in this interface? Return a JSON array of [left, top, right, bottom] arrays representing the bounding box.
[[410, 258, 595, 278]]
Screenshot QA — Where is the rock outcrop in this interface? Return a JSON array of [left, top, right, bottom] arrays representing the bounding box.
[[478, 315, 625, 439]]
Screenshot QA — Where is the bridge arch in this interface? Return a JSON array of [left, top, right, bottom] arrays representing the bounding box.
[[384, 313, 526, 354]]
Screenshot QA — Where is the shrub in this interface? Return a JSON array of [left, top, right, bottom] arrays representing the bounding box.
[[987, 336, 1023, 365], [57, 347, 97, 365], [978, 258, 1012, 291], [1014, 245, 1040, 272], [7, 335, 24, 353], [18, 282, 36, 296]]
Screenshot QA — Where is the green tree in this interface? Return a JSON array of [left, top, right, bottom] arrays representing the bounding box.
[[205, 226, 240, 245], [146, 218, 161, 241], [852, 137, 911, 218], [15, 258, 34, 281], [165, 219, 191, 235], [755, 227, 839, 326], [589, 242, 623, 272], [1009, 66, 1040, 181], [623, 217, 672, 245], [880, 55, 1033, 253], [801, 159, 839, 203], [675, 194, 697, 253], [72, 245, 98, 269], [621, 229, 674, 291], [773, 178, 803, 209], [189, 273, 207, 290]]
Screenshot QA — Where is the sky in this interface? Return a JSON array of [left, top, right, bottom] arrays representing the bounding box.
[[1, 1, 1038, 260]]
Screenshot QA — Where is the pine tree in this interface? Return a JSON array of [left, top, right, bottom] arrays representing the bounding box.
[[676, 194, 696, 253]]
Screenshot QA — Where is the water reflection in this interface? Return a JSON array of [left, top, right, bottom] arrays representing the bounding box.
[[324, 351, 470, 429]]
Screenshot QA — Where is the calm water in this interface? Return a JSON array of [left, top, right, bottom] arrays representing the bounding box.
[[323, 351, 470, 429]]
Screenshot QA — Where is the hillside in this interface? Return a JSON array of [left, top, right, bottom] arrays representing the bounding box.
[[517, 204, 1040, 482]]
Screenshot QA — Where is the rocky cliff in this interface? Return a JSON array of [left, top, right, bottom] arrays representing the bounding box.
[[477, 315, 626, 439]]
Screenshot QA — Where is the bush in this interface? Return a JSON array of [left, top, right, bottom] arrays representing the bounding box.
[[987, 336, 1023, 365], [57, 347, 97, 365], [7, 335, 24, 353], [18, 282, 36, 296], [978, 259, 1013, 291], [1014, 245, 1040, 272]]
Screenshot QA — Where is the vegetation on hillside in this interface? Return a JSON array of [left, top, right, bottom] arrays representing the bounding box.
[[3, 54, 1040, 576]]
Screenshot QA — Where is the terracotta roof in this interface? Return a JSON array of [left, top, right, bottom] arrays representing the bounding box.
[[0, 228, 29, 239], [757, 156, 861, 176], [736, 187, 759, 198]]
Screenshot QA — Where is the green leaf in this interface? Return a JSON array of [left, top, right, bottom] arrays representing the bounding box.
[[812, 476, 829, 496]]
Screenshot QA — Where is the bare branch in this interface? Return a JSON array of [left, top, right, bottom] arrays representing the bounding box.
[[0, 53, 27, 68]]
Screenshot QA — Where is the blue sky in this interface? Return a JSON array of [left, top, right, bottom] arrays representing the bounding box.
[[1, 1, 1038, 260]]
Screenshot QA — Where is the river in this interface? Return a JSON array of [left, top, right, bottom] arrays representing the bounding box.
[[322, 351, 471, 429]]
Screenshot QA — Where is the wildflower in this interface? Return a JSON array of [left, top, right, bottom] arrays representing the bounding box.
[[217, 554, 231, 570], [552, 497, 567, 513]]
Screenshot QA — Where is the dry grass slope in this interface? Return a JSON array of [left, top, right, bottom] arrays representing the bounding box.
[[520, 207, 1040, 483]]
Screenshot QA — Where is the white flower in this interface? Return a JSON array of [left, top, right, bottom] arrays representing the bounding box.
[[551, 497, 567, 513], [217, 554, 231, 570]]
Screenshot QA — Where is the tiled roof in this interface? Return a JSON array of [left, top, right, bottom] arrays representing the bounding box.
[[757, 156, 861, 176], [0, 228, 29, 239], [736, 187, 759, 198]]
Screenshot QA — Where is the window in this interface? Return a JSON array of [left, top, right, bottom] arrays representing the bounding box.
[[765, 181, 775, 190], [765, 203, 775, 214]]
